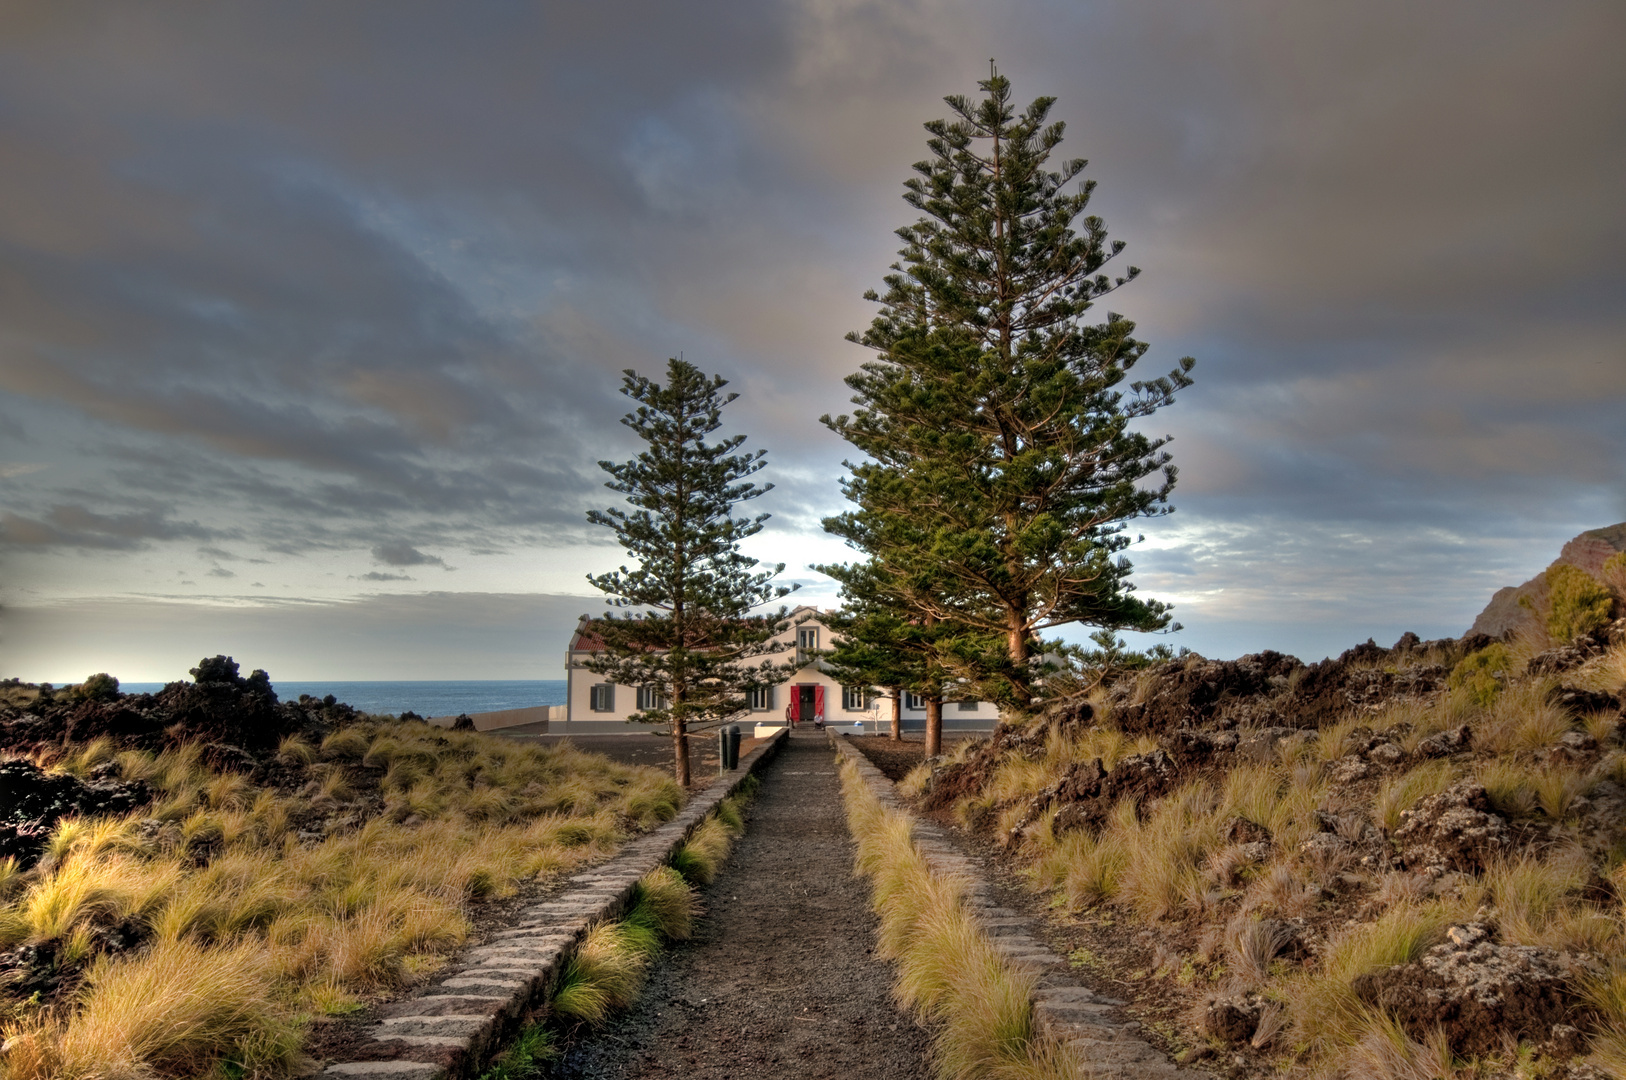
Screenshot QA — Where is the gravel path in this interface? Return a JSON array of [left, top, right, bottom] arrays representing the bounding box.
[[549, 731, 934, 1080]]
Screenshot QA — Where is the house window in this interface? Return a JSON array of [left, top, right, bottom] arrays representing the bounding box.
[[636, 685, 667, 711], [957, 699, 979, 712], [841, 685, 868, 711], [747, 685, 774, 711], [796, 627, 819, 651], [590, 684, 615, 712], [905, 692, 924, 711]]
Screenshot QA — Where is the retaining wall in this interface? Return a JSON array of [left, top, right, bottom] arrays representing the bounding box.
[[830, 734, 1215, 1080], [322, 727, 788, 1080]]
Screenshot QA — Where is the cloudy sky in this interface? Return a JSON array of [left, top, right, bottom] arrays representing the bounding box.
[[2, 1, 1622, 683]]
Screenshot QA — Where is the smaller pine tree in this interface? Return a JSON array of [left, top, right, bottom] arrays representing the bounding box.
[[585, 359, 796, 786]]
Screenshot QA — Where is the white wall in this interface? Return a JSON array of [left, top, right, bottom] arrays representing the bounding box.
[[563, 608, 998, 724]]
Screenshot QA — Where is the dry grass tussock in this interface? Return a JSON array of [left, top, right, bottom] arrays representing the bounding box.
[[1028, 764, 1326, 921], [548, 787, 754, 1030], [839, 753, 1083, 1080], [934, 626, 1626, 1078], [0, 720, 684, 1079]]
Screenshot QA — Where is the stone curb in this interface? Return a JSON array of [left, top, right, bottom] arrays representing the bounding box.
[[830, 735, 1215, 1080], [321, 727, 789, 1080]]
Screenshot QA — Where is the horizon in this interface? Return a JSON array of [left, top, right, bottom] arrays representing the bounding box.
[[2, 4, 1623, 683]]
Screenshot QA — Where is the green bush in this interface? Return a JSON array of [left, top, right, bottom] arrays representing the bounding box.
[[71, 673, 120, 702], [1545, 564, 1614, 643], [1601, 551, 1626, 595], [1449, 643, 1512, 708]]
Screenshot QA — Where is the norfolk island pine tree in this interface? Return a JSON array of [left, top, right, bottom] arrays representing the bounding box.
[[584, 359, 797, 787], [822, 68, 1195, 717], [817, 518, 987, 756]]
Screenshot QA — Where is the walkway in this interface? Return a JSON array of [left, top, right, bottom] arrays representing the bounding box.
[[550, 731, 934, 1080]]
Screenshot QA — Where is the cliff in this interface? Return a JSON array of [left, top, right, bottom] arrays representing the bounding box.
[[1470, 521, 1626, 637]]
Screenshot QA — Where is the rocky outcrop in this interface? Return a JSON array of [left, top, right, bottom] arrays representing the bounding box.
[[1353, 923, 1594, 1055], [1390, 781, 1509, 873], [0, 759, 149, 868], [1100, 640, 1454, 737], [0, 655, 350, 763], [1471, 523, 1626, 638]]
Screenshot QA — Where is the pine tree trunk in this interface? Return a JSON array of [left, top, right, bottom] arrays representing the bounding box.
[[672, 719, 691, 787], [890, 688, 902, 741], [1006, 619, 1034, 709], [925, 695, 942, 758]]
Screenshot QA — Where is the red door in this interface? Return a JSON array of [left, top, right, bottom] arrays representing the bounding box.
[[814, 684, 825, 722], [787, 688, 800, 722]]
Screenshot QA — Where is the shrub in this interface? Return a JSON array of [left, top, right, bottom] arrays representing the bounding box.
[[1602, 551, 1626, 596], [1447, 643, 1512, 708], [1546, 564, 1614, 644], [69, 673, 119, 703]]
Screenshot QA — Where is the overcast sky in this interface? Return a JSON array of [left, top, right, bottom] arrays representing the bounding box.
[[2, 1, 1622, 683]]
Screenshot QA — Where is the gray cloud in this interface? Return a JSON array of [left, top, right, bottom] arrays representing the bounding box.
[[0, 1, 1620, 665], [0, 504, 220, 551], [371, 544, 449, 570]]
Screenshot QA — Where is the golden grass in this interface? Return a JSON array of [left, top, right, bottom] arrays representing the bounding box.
[[550, 823, 720, 1027], [2, 937, 301, 1080], [978, 727, 1154, 816], [1024, 759, 1328, 922], [670, 794, 747, 885], [1338, 1010, 1464, 1080], [1570, 640, 1626, 695], [1485, 851, 1620, 953], [1225, 912, 1295, 987], [1375, 761, 1457, 833], [839, 752, 1077, 1080], [1585, 964, 1626, 1075], [932, 647, 1626, 1077], [0, 720, 685, 1079], [1476, 679, 1572, 754], [1288, 902, 1457, 1055], [551, 920, 649, 1024]]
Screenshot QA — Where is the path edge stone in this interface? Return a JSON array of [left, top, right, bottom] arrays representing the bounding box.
[[319, 727, 789, 1080], [829, 734, 1216, 1080]]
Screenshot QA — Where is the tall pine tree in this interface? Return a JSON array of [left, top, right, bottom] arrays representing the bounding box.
[[824, 70, 1194, 714], [585, 359, 795, 785], [817, 559, 944, 748]]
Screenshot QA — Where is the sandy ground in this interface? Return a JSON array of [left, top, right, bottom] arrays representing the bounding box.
[[548, 733, 935, 1080]]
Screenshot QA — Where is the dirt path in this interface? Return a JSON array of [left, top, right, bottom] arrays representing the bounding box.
[[549, 731, 934, 1080]]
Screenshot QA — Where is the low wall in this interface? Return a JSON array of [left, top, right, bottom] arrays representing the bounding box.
[[321, 726, 788, 1080], [829, 733, 1211, 1080], [427, 705, 563, 732]]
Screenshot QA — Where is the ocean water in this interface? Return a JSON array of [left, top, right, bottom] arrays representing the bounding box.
[[118, 680, 567, 719]]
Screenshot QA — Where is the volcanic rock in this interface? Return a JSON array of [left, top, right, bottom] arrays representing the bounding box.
[[1391, 781, 1510, 873], [1528, 641, 1603, 676], [1415, 725, 1472, 759], [1353, 923, 1593, 1055], [1201, 996, 1259, 1043], [0, 759, 149, 868]]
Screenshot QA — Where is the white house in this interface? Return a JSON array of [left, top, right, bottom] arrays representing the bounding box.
[[563, 605, 1000, 729]]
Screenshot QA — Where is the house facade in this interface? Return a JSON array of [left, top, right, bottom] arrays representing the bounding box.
[[563, 605, 1000, 729]]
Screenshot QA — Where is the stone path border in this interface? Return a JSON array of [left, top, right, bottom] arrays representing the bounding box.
[[322, 727, 788, 1080], [830, 734, 1216, 1080]]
